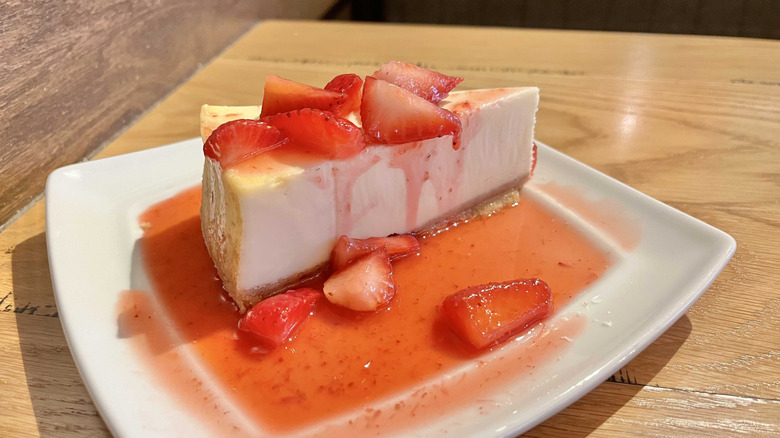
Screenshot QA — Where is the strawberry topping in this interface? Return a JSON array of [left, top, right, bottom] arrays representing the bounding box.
[[260, 75, 347, 118], [371, 61, 463, 103], [440, 278, 553, 350], [324, 73, 364, 118], [203, 119, 288, 167], [238, 288, 321, 347], [323, 248, 396, 311], [331, 234, 420, 271], [261, 109, 366, 159], [360, 77, 462, 146]]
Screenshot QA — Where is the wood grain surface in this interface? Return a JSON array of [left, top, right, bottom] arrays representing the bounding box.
[[1, 20, 779, 436], [0, 0, 336, 231]]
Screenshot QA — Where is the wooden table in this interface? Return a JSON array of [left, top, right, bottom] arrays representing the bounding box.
[[2, 20, 779, 436]]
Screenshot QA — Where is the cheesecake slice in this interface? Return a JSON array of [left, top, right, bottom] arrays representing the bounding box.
[[202, 86, 538, 311]]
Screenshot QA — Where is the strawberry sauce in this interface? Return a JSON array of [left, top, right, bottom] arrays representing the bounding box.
[[123, 184, 611, 435]]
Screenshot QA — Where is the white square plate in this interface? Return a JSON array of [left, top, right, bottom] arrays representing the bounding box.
[[46, 139, 735, 437]]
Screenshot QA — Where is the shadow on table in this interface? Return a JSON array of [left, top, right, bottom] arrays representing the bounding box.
[[526, 315, 693, 436], [11, 232, 110, 437]]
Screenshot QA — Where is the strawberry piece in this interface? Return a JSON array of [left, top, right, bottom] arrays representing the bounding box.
[[371, 61, 463, 103], [441, 279, 553, 350], [331, 234, 420, 271], [238, 288, 320, 347], [531, 142, 538, 176], [361, 77, 462, 146], [325, 74, 364, 117], [261, 109, 366, 159], [203, 119, 288, 167], [260, 75, 347, 118], [323, 249, 396, 311]]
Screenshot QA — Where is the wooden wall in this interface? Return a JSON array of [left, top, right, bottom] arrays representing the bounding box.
[[0, 0, 336, 230]]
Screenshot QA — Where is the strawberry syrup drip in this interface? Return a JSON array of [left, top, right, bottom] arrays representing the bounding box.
[[387, 128, 468, 231], [388, 142, 428, 230], [333, 153, 381, 236], [125, 184, 610, 435]]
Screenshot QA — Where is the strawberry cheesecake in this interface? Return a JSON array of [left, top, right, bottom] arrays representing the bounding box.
[[200, 62, 539, 311]]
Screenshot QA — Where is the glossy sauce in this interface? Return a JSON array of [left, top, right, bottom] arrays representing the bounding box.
[[124, 185, 610, 435], [535, 181, 641, 251]]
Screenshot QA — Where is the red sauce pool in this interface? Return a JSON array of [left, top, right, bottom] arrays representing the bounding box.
[[122, 185, 611, 435]]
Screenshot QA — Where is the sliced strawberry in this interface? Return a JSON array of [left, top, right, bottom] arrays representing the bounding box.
[[259, 75, 347, 118], [371, 61, 463, 103], [331, 234, 420, 271], [323, 249, 396, 311], [238, 288, 320, 347], [531, 142, 538, 176], [441, 278, 553, 350], [261, 109, 366, 159], [361, 77, 462, 146], [203, 119, 288, 167], [325, 74, 364, 117]]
